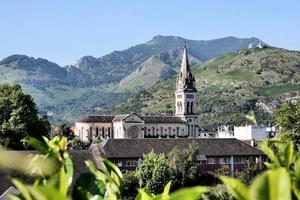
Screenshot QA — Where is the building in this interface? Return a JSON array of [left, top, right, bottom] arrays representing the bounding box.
[[75, 45, 199, 142], [91, 138, 265, 175], [197, 124, 277, 144]]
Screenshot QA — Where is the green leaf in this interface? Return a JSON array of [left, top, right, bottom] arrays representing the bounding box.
[[220, 176, 249, 200], [63, 152, 73, 188], [259, 140, 281, 168], [284, 142, 294, 169], [103, 159, 123, 179], [22, 137, 48, 154], [11, 179, 33, 200], [161, 181, 172, 200], [59, 168, 68, 195], [85, 160, 107, 182], [73, 173, 105, 200], [249, 168, 291, 200], [135, 189, 155, 200], [168, 186, 207, 200]]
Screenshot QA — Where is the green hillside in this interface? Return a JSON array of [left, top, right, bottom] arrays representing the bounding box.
[[0, 36, 262, 123], [109, 47, 300, 126]]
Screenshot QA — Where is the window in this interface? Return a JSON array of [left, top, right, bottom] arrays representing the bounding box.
[[207, 158, 218, 164], [220, 157, 231, 164], [124, 160, 138, 167], [160, 127, 164, 136], [95, 127, 99, 137], [197, 160, 207, 165], [176, 127, 180, 136], [191, 102, 194, 113], [234, 156, 246, 164], [187, 102, 190, 113], [108, 128, 111, 138], [168, 127, 172, 136], [102, 127, 105, 138]]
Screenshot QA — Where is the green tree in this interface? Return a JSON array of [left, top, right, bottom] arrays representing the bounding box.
[[51, 123, 73, 139], [276, 100, 300, 150], [168, 142, 199, 189], [235, 159, 265, 185], [122, 171, 139, 199], [0, 84, 51, 149], [136, 151, 173, 194]]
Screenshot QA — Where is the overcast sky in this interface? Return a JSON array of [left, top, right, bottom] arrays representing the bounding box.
[[0, 0, 299, 65]]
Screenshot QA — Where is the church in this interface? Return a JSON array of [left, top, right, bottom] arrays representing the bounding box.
[[75, 45, 199, 142]]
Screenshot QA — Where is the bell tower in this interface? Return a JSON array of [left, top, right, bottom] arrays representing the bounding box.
[[175, 45, 198, 137]]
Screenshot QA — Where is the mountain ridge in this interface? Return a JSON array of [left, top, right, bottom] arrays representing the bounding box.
[[0, 35, 266, 123]]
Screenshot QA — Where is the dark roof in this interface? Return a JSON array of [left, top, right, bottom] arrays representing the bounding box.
[[142, 116, 185, 124], [77, 115, 115, 123], [112, 113, 186, 124], [95, 138, 264, 158], [112, 114, 129, 122]]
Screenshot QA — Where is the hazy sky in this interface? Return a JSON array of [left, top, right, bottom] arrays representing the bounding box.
[[0, 0, 299, 65]]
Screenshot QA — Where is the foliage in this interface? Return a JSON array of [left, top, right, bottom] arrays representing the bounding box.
[[1, 136, 207, 200], [235, 159, 265, 185], [8, 136, 73, 200], [276, 100, 300, 150], [121, 171, 139, 199], [168, 142, 199, 189], [200, 184, 234, 200], [221, 139, 300, 200], [69, 136, 85, 150], [136, 151, 174, 194], [0, 84, 51, 149], [51, 123, 73, 139]]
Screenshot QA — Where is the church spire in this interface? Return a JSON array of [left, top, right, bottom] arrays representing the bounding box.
[[180, 44, 191, 79], [177, 45, 196, 91]]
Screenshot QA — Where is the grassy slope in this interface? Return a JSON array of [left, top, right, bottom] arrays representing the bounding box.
[[109, 47, 300, 125]]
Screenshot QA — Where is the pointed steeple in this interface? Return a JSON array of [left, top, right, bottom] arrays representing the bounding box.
[[180, 45, 191, 79], [176, 45, 196, 91]]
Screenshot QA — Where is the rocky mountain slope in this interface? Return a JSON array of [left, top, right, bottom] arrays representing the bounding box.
[[0, 35, 264, 123], [110, 47, 300, 126]]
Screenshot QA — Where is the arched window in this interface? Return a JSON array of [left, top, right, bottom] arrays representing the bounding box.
[[102, 127, 105, 138], [160, 127, 164, 136], [180, 102, 183, 112], [89, 127, 93, 140], [191, 102, 194, 113], [95, 127, 99, 137], [168, 127, 172, 136], [152, 127, 155, 136], [187, 102, 190, 114]]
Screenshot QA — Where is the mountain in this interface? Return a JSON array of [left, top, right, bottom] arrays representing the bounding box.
[[110, 47, 300, 126], [0, 35, 265, 123]]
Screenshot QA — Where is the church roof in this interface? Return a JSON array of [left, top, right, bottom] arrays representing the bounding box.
[[95, 138, 264, 158], [142, 116, 186, 124], [77, 115, 115, 123], [112, 113, 186, 124]]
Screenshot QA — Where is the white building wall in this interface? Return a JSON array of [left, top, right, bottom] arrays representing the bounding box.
[[75, 122, 113, 142]]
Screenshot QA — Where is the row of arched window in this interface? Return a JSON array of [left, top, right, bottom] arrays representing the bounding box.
[[79, 127, 112, 141], [144, 126, 188, 137], [177, 101, 194, 114]]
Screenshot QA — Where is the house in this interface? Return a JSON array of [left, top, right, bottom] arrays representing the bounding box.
[[91, 138, 265, 175]]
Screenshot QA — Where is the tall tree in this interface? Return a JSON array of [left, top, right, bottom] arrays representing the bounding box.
[[168, 142, 199, 189], [276, 100, 300, 150], [136, 151, 173, 194], [0, 84, 51, 149]]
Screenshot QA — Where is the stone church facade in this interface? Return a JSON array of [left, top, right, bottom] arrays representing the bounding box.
[[75, 46, 200, 142]]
